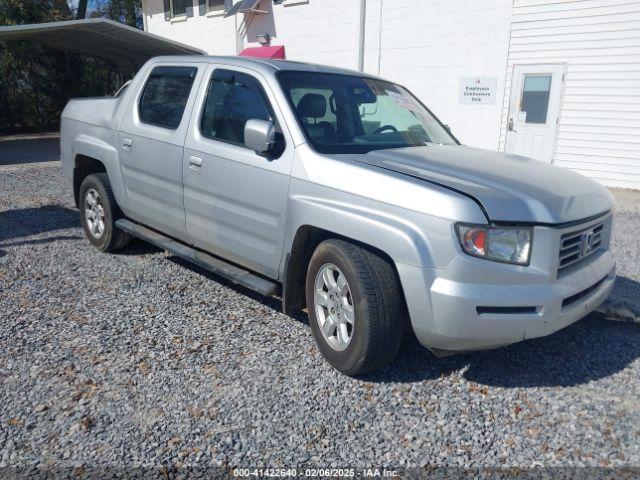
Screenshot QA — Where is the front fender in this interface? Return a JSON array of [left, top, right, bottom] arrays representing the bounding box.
[[280, 179, 485, 346], [281, 178, 469, 276], [285, 194, 433, 269], [279, 180, 469, 325]]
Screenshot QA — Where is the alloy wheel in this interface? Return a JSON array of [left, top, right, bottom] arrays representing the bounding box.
[[84, 188, 106, 239], [314, 263, 355, 351]]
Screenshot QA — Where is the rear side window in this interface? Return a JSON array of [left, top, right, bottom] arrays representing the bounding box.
[[139, 66, 197, 129], [200, 69, 273, 147]]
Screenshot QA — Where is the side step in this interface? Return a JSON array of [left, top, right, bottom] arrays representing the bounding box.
[[115, 219, 279, 296]]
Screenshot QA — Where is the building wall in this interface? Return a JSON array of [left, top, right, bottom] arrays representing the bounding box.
[[500, 0, 640, 189], [362, 0, 513, 150], [249, 0, 362, 69], [144, 0, 238, 54], [143, 0, 362, 66], [143, 0, 640, 189], [143, 0, 513, 150]]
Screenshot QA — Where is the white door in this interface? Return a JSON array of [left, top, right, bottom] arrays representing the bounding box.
[[505, 64, 566, 163]]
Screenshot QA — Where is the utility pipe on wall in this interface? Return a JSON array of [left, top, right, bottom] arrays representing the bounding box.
[[235, 11, 241, 54], [358, 0, 366, 71], [377, 0, 383, 75]]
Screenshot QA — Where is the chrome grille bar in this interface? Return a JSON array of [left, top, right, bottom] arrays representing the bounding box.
[[558, 223, 604, 272]]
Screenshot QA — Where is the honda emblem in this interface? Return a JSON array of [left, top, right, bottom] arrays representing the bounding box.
[[581, 230, 594, 256]]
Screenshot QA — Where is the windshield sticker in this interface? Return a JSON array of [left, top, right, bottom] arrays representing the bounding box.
[[386, 90, 420, 111]]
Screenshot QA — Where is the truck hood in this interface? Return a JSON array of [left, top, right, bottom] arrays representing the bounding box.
[[347, 145, 613, 224]]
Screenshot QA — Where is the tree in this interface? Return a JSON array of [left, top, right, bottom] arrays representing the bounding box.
[[0, 0, 72, 24], [0, 0, 142, 134], [76, 0, 89, 19], [0, 0, 72, 133], [94, 0, 142, 28]]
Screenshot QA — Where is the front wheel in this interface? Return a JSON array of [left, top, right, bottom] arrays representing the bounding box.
[[79, 173, 130, 252], [305, 239, 405, 376]]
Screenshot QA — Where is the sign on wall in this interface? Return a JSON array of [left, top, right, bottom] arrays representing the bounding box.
[[459, 77, 497, 104]]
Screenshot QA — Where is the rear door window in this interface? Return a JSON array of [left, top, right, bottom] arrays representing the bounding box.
[[139, 66, 198, 129]]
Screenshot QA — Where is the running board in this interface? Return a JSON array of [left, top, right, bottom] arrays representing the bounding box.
[[115, 219, 279, 296]]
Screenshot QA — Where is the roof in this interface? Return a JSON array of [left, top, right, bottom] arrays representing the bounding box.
[[0, 19, 205, 73], [149, 55, 382, 80]]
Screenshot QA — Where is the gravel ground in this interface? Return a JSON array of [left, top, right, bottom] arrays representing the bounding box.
[[1, 161, 640, 475], [600, 189, 640, 321]]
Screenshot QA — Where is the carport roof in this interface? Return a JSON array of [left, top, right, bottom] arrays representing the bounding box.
[[0, 18, 205, 73]]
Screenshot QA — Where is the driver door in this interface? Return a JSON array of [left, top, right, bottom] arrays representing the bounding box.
[[182, 65, 295, 279]]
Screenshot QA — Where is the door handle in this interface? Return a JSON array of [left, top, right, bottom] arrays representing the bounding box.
[[122, 137, 133, 150], [189, 156, 203, 168], [508, 118, 517, 133]]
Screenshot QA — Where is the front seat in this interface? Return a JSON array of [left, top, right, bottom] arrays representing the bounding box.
[[296, 93, 335, 143]]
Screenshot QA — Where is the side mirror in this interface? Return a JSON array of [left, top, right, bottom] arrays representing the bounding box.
[[244, 119, 276, 154]]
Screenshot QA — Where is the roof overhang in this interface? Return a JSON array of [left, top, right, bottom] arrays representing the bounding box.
[[0, 18, 205, 74], [224, 0, 267, 18]]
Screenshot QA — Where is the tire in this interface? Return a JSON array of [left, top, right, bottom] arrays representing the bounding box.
[[305, 239, 405, 376], [79, 173, 130, 252]]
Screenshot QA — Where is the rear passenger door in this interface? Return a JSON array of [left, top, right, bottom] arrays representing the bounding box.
[[183, 66, 295, 279], [118, 63, 204, 242]]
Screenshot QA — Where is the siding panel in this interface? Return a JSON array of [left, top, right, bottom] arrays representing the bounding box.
[[501, 0, 640, 189]]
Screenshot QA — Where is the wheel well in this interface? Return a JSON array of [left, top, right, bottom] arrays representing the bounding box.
[[73, 155, 106, 207], [282, 225, 407, 317]]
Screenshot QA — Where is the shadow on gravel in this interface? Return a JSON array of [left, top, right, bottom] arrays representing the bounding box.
[[166, 256, 286, 314], [365, 314, 640, 387], [608, 275, 640, 316], [116, 238, 163, 256], [0, 205, 79, 242]]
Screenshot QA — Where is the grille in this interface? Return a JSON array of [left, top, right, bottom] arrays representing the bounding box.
[[558, 222, 604, 272]]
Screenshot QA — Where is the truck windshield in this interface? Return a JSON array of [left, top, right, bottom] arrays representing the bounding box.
[[278, 71, 458, 154]]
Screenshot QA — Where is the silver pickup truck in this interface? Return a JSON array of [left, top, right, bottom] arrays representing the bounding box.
[[61, 56, 615, 376]]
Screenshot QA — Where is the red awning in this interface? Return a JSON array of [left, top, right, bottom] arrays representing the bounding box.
[[239, 45, 286, 59]]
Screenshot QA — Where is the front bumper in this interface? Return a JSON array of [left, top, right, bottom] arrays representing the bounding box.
[[398, 248, 616, 352]]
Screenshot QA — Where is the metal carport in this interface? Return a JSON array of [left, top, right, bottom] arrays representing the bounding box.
[[0, 18, 205, 73]]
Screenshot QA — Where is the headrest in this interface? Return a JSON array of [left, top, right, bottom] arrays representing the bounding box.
[[296, 93, 327, 119]]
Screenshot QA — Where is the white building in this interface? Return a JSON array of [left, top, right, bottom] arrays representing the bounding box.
[[141, 0, 640, 189]]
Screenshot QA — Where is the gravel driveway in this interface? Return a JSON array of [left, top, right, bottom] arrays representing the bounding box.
[[1, 161, 639, 475]]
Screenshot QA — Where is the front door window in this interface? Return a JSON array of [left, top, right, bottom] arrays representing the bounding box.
[[200, 69, 274, 148]]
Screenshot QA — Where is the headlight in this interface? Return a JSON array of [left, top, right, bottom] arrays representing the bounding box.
[[456, 224, 532, 265]]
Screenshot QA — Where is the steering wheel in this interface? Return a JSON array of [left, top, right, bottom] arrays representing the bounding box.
[[372, 125, 398, 134]]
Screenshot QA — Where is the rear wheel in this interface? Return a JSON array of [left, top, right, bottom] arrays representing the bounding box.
[[79, 173, 130, 252], [305, 239, 405, 376]]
